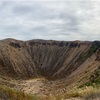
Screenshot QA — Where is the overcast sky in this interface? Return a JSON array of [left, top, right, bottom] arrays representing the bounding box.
[[0, 0, 100, 41]]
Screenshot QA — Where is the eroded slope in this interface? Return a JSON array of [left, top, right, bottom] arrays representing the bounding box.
[[0, 38, 99, 80]]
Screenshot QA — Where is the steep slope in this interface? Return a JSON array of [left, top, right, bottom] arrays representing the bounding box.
[[0, 38, 100, 80], [26, 40, 91, 78], [0, 39, 37, 78]]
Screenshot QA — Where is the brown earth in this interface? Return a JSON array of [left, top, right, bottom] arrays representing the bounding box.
[[0, 38, 100, 99], [0, 38, 100, 79]]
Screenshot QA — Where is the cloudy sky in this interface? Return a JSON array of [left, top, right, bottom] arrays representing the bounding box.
[[0, 0, 100, 41]]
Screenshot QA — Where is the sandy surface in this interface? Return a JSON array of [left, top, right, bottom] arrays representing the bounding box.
[[14, 78, 46, 95]]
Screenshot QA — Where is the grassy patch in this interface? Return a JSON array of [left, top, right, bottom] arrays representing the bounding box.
[[79, 66, 100, 88], [0, 85, 39, 100], [77, 44, 100, 64], [41, 86, 100, 100], [64, 86, 100, 99]]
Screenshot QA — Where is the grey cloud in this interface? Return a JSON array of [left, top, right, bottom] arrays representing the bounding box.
[[13, 5, 33, 14], [0, 1, 99, 41]]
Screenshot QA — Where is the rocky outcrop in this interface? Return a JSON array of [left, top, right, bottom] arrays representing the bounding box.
[[0, 38, 100, 79]]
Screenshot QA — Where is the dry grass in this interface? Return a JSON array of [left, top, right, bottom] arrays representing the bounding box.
[[0, 85, 39, 100], [0, 84, 99, 100], [41, 85, 100, 100], [63, 86, 100, 99]]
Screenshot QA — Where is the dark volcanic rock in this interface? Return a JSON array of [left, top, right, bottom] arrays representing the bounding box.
[[9, 42, 21, 48]]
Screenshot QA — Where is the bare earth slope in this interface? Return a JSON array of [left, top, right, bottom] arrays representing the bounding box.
[[0, 38, 100, 79], [0, 38, 100, 99]]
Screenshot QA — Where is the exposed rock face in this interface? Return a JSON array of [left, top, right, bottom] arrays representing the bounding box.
[[0, 38, 100, 79], [96, 48, 100, 61], [0, 39, 37, 78]]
